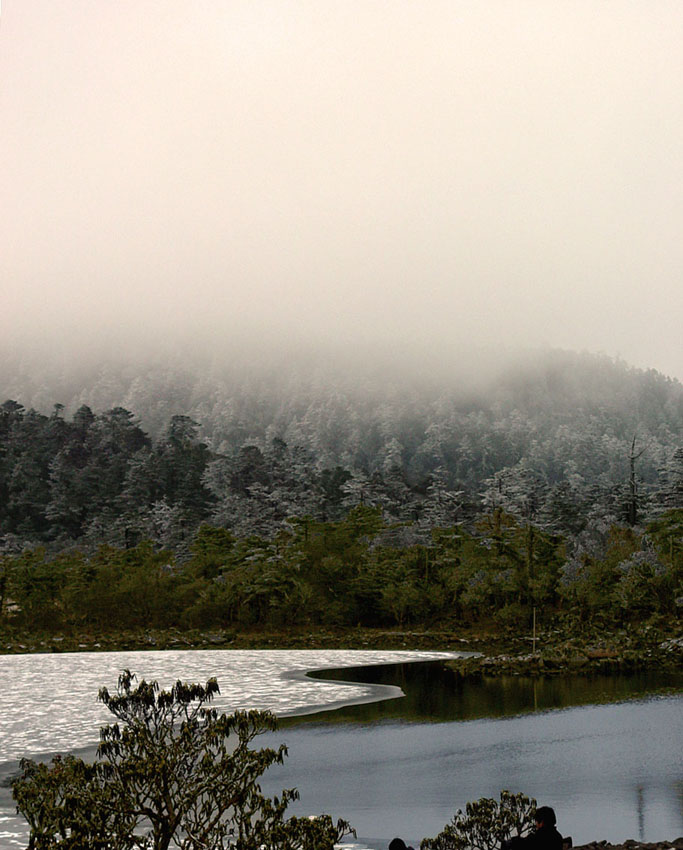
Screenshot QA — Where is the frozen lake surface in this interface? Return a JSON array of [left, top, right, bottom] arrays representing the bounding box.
[[1, 649, 681, 850], [0, 649, 462, 763], [0, 648, 461, 850]]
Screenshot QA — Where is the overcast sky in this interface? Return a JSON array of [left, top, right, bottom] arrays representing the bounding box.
[[1, 1, 682, 379]]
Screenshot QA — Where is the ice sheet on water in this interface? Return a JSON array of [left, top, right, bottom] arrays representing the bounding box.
[[0, 649, 462, 763]]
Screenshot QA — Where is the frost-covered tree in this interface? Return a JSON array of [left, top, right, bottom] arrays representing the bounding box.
[[421, 466, 463, 529]]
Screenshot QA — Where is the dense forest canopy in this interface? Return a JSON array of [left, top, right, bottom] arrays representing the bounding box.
[[1, 348, 682, 555], [1, 348, 682, 633]]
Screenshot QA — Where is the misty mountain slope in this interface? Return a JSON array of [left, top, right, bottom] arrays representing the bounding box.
[[3, 349, 682, 482], [94, 350, 683, 484], [1, 348, 682, 553]]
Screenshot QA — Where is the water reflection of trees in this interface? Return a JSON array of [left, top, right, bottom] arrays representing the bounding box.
[[287, 662, 683, 726]]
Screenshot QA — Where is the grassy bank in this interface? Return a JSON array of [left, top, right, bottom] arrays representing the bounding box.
[[0, 624, 484, 655], [1, 623, 681, 678]]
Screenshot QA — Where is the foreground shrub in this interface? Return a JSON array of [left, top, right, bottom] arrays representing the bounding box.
[[13, 670, 352, 850], [420, 790, 536, 850]]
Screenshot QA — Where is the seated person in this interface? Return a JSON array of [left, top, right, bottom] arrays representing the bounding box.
[[503, 806, 564, 850]]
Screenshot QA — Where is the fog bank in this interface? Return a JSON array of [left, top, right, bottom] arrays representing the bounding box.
[[2, 2, 682, 380]]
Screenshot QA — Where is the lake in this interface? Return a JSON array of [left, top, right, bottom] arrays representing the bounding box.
[[0, 650, 681, 849], [270, 661, 683, 848]]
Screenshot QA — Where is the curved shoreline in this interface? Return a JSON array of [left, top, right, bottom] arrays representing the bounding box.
[[279, 667, 406, 717], [278, 652, 480, 717], [0, 649, 469, 766]]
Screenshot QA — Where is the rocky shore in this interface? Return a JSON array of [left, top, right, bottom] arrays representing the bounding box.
[[574, 839, 683, 850], [1, 626, 682, 684], [446, 634, 683, 678], [0, 626, 481, 654]]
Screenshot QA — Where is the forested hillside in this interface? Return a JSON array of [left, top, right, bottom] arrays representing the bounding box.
[[1, 349, 682, 551], [1, 348, 682, 635]]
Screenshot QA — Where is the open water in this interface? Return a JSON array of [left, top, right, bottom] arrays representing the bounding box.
[[0, 649, 681, 849]]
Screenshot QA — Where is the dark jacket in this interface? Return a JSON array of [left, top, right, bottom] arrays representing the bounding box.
[[520, 825, 564, 850], [504, 826, 564, 850]]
